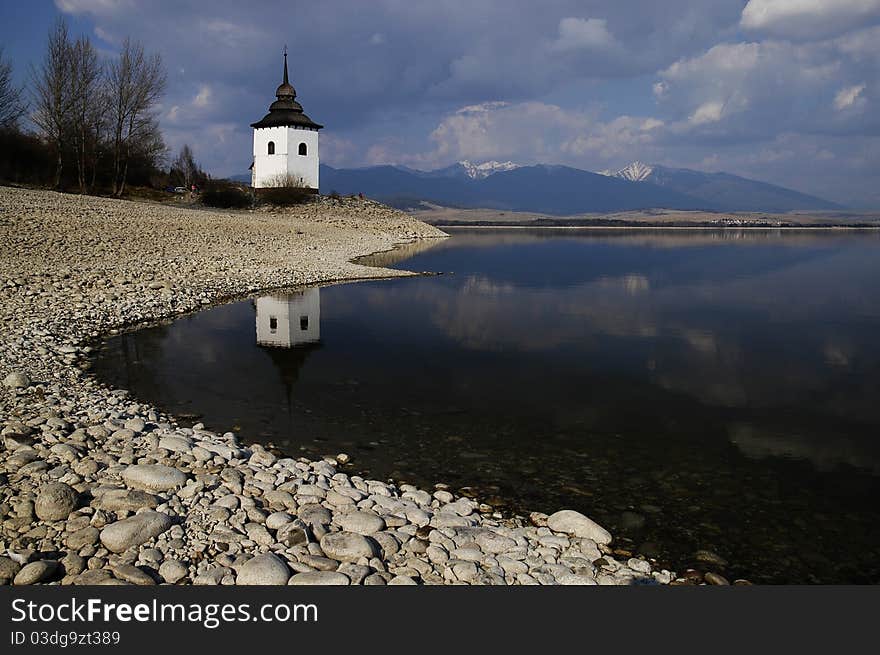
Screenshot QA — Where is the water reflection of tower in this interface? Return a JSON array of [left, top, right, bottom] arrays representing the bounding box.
[[256, 288, 321, 347], [254, 289, 322, 448]]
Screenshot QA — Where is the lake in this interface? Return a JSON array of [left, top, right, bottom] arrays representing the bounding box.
[[92, 228, 880, 583]]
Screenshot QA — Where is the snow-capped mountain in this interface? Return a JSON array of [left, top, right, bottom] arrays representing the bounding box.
[[458, 160, 521, 179], [599, 161, 654, 182], [593, 160, 841, 212], [319, 160, 842, 214]]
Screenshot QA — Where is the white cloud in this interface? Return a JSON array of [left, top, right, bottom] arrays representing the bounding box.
[[741, 0, 880, 40], [653, 40, 874, 138], [92, 25, 120, 44], [55, 0, 133, 15], [369, 33, 386, 46], [193, 85, 212, 108], [834, 83, 867, 109], [552, 17, 616, 50], [395, 101, 664, 170], [196, 18, 267, 49], [836, 24, 880, 61], [690, 101, 725, 125]]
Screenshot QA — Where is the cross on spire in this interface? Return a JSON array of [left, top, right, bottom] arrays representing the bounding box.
[[283, 45, 289, 85]]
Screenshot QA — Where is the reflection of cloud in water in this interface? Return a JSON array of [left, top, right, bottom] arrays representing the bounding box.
[[682, 329, 717, 355], [823, 341, 852, 368], [348, 246, 880, 417], [461, 276, 516, 295], [728, 423, 880, 474]]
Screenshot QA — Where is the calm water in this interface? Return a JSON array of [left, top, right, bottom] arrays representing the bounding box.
[[92, 229, 880, 583]]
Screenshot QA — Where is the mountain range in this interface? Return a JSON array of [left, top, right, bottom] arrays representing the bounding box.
[[234, 160, 842, 214], [317, 160, 841, 214]]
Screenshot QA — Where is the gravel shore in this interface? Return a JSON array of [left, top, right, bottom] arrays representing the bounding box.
[[0, 186, 674, 586]]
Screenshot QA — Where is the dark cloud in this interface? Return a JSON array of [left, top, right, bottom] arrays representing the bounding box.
[[43, 0, 879, 206]]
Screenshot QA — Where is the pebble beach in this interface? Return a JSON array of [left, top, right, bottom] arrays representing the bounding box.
[[0, 186, 675, 586]]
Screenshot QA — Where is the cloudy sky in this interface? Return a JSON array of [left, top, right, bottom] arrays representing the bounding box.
[[2, 0, 878, 206]]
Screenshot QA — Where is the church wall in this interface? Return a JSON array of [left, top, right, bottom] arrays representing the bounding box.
[[252, 126, 289, 188], [252, 126, 319, 190], [283, 128, 320, 190]]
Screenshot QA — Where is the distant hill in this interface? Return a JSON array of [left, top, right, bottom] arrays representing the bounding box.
[[320, 163, 712, 215], [600, 161, 842, 212], [320, 160, 842, 214]]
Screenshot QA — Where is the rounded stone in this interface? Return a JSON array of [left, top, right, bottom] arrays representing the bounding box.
[[336, 511, 386, 535], [265, 511, 293, 531], [704, 572, 730, 586], [100, 511, 173, 553], [158, 435, 192, 453], [277, 523, 309, 546], [475, 530, 516, 554], [0, 556, 22, 582], [547, 510, 612, 545], [298, 504, 332, 527], [236, 553, 290, 585], [124, 418, 146, 433], [14, 560, 59, 585], [320, 531, 378, 563], [288, 571, 350, 586], [112, 563, 155, 585], [388, 575, 418, 585], [159, 559, 189, 584], [3, 371, 30, 389], [694, 549, 728, 568], [92, 489, 159, 512], [66, 526, 100, 550], [122, 464, 188, 492], [35, 482, 78, 521]]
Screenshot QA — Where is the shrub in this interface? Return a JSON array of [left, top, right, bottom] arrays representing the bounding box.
[[201, 184, 251, 209], [259, 173, 313, 207]]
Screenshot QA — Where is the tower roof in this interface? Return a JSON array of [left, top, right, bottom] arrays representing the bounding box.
[[251, 49, 323, 130]]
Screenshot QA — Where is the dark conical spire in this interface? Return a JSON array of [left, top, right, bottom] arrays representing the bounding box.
[[275, 46, 295, 100], [251, 46, 323, 130]]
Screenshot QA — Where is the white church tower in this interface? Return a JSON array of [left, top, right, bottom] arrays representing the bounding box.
[[251, 48, 322, 191]]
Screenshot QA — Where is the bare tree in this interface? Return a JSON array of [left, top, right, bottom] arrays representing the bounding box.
[[107, 38, 166, 196], [31, 19, 73, 188], [171, 144, 199, 189], [0, 47, 27, 130], [69, 35, 104, 193]]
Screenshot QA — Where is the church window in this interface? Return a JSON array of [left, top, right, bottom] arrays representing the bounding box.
[[298, 142, 307, 156], [300, 316, 309, 330], [269, 317, 277, 332], [267, 141, 275, 155]]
